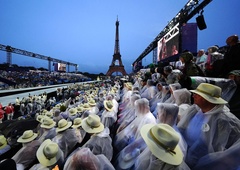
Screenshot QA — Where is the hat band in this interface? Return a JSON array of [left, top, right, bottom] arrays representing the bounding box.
[[86, 121, 100, 129], [196, 89, 220, 98], [150, 129, 176, 155], [23, 133, 34, 139]]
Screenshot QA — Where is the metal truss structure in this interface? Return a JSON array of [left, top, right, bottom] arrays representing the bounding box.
[[0, 44, 78, 72], [132, 0, 213, 66]]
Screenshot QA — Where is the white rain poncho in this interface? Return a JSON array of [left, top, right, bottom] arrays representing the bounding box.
[[52, 128, 79, 159], [114, 98, 156, 153], [164, 83, 182, 104], [117, 94, 141, 128], [140, 79, 157, 100], [173, 88, 192, 118], [101, 109, 117, 129], [12, 140, 41, 169], [177, 104, 240, 168], [194, 138, 240, 170], [37, 127, 57, 143], [114, 137, 147, 170], [149, 82, 164, 112], [134, 147, 190, 170], [156, 103, 188, 159], [63, 147, 115, 170], [82, 128, 113, 161], [152, 85, 171, 117]]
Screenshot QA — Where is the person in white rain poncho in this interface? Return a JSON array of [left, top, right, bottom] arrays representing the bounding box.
[[140, 79, 157, 100], [134, 124, 190, 170], [63, 147, 115, 170], [82, 114, 113, 161], [52, 119, 78, 159], [114, 98, 156, 154], [172, 88, 192, 121], [156, 103, 187, 159], [177, 83, 240, 169], [164, 83, 182, 104], [101, 100, 117, 129], [117, 94, 141, 134]]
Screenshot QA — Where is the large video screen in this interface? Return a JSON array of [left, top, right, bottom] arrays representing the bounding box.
[[54, 63, 66, 72], [157, 23, 180, 61]]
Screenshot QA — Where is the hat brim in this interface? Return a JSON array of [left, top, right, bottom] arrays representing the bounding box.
[[81, 118, 104, 134], [190, 89, 227, 104], [17, 133, 38, 143], [72, 124, 82, 129], [56, 122, 72, 133], [141, 124, 183, 166], [103, 101, 114, 112], [0, 141, 7, 149], [37, 139, 61, 167], [41, 122, 56, 129]]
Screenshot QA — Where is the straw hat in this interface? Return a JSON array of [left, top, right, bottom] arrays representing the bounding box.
[[76, 106, 84, 113], [104, 100, 114, 112], [17, 130, 38, 143], [68, 108, 78, 116], [45, 112, 53, 118], [190, 83, 227, 104], [82, 103, 91, 111], [56, 119, 72, 133], [82, 115, 104, 134], [88, 98, 96, 106], [41, 117, 56, 129], [41, 109, 48, 115], [119, 148, 141, 169], [37, 139, 62, 167], [141, 123, 183, 165], [0, 135, 7, 149], [72, 118, 82, 129], [126, 83, 133, 90], [36, 115, 44, 123]]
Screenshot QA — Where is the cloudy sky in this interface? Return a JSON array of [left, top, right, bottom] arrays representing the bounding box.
[[0, 0, 240, 74]]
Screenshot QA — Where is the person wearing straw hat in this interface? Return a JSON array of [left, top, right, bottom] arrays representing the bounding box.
[[29, 139, 64, 170], [37, 117, 57, 143], [177, 82, 240, 168], [63, 147, 115, 170], [67, 107, 78, 121], [52, 119, 78, 159], [88, 98, 100, 115], [134, 123, 190, 170], [81, 115, 113, 161], [0, 135, 11, 156], [101, 100, 117, 129], [13, 130, 41, 169], [71, 117, 84, 144], [17, 130, 38, 146]]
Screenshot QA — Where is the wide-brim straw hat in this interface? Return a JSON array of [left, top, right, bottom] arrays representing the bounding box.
[[141, 123, 183, 166], [17, 130, 38, 143], [82, 103, 91, 111], [56, 119, 72, 133], [82, 115, 104, 134], [76, 106, 84, 113], [37, 139, 62, 167], [88, 98, 96, 106], [118, 148, 141, 169], [0, 135, 7, 149], [72, 118, 82, 129], [68, 108, 78, 116], [103, 100, 114, 112], [41, 117, 56, 129], [190, 83, 227, 104]]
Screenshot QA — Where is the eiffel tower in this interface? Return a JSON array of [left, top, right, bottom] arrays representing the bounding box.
[[106, 17, 127, 76]]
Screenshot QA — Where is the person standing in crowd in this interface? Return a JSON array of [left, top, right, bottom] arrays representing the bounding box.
[[4, 103, 14, 120], [177, 83, 240, 168], [222, 35, 240, 77], [196, 49, 207, 71], [0, 103, 5, 123]]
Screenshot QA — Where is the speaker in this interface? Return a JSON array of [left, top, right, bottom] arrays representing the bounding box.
[[196, 15, 207, 30]]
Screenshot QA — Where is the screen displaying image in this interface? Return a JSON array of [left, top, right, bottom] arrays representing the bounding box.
[[157, 23, 180, 61]]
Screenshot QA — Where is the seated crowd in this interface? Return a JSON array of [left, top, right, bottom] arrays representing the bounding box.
[[0, 49, 240, 169]]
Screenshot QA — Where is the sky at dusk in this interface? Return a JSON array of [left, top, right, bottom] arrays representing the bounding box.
[[1, 0, 240, 74]]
